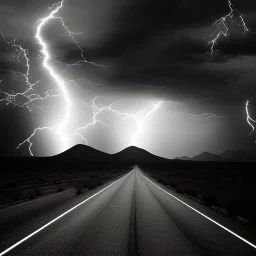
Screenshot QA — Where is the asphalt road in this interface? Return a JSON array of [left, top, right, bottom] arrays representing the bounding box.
[[1, 167, 256, 255]]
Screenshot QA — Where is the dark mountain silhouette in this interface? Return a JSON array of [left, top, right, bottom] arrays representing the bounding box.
[[5, 145, 112, 171], [175, 156, 191, 161], [54, 144, 111, 162], [4, 145, 168, 172], [4, 146, 256, 172], [175, 150, 256, 162], [192, 152, 223, 162], [58, 146, 254, 164], [54, 145, 166, 164], [113, 146, 166, 163]]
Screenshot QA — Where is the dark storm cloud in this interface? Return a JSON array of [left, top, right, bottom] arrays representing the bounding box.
[[108, 0, 226, 33], [102, 64, 239, 103], [2, 0, 256, 106], [93, 0, 256, 104], [215, 33, 256, 56], [0, 61, 11, 75], [44, 0, 254, 107], [57, 0, 227, 64]]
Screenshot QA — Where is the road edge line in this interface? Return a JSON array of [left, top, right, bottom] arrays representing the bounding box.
[[138, 169, 256, 250], [0, 170, 133, 256]]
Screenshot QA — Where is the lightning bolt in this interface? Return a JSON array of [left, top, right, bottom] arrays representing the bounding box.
[[0, 30, 60, 111], [169, 112, 222, 119], [207, 0, 255, 56], [208, 1, 256, 144], [246, 101, 256, 139], [17, 127, 53, 156], [130, 101, 161, 146], [74, 99, 222, 146], [1, 0, 223, 156], [32, 0, 73, 152], [74, 99, 161, 146], [1, 0, 161, 155], [35, 2, 106, 69], [15, 0, 105, 155]]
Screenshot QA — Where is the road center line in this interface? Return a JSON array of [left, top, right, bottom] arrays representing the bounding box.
[[139, 169, 256, 250], [0, 170, 132, 256]]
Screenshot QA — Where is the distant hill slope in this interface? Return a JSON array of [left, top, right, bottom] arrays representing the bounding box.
[[55, 145, 167, 164], [175, 156, 191, 161], [192, 152, 223, 162], [113, 146, 167, 164], [4, 145, 169, 171], [4, 145, 256, 171], [175, 150, 256, 162], [41, 144, 170, 168], [54, 144, 111, 162]]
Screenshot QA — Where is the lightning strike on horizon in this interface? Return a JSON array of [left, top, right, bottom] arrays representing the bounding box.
[[74, 99, 161, 146], [1, 0, 162, 155], [1, 0, 224, 156], [246, 101, 256, 140], [16, 0, 106, 155], [32, 0, 72, 152], [207, 0, 255, 56], [74, 99, 221, 146], [130, 101, 161, 146]]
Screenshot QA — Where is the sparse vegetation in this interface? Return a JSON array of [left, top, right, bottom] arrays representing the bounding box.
[[0, 159, 132, 208], [74, 182, 84, 195], [141, 161, 256, 225]]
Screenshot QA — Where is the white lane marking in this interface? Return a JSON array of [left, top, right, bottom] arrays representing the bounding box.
[[0, 171, 132, 256], [139, 170, 256, 250]]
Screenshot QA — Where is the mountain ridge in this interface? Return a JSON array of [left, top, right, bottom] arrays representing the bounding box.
[[175, 150, 256, 162], [3, 145, 255, 164], [53, 144, 169, 164], [58, 145, 256, 163]]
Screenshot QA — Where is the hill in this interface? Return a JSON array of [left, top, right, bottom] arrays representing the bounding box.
[[175, 150, 256, 162], [113, 146, 166, 164], [192, 152, 223, 162], [4, 145, 169, 172], [175, 156, 191, 161], [4, 146, 256, 171], [54, 144, 111, 162]]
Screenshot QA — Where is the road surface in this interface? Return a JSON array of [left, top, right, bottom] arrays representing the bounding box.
[[0, 167, 256, 255]]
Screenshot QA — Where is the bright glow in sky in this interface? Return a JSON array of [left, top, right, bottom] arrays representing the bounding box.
[[0, 0, 256, 158]]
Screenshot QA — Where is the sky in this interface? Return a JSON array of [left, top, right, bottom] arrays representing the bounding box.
[[0, 0, 256, 159]]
